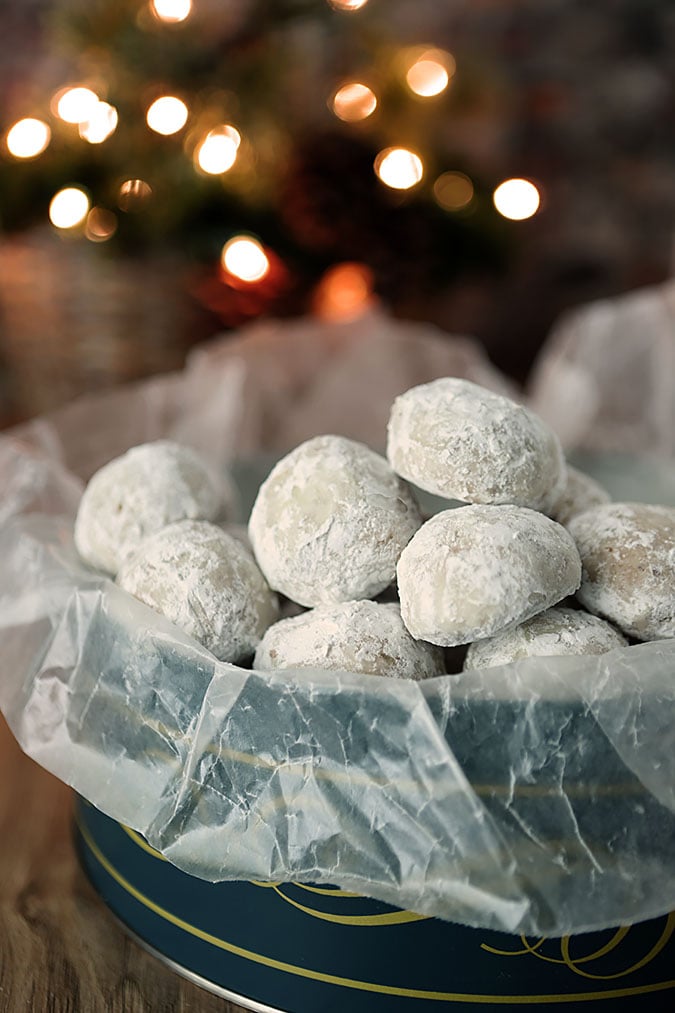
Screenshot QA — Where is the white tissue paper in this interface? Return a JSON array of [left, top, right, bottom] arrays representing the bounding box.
[[1, 310, 674, 938], [529, 279, 675, 458]]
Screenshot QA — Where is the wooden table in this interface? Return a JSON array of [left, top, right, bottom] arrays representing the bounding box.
[[0, 714, 249, 1013]]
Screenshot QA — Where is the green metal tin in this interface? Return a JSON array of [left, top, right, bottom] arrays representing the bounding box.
[[76, 797, 675, 1012]]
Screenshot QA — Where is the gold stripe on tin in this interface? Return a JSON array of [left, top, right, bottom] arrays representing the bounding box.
[[267, 884, 428, 926], [76, 813, 675, 1005], [481, 918, 675, 981], [121, 824, 168, 861]]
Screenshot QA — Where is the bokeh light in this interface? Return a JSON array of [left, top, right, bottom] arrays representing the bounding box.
[[54, 86, 99, 124], [315, 262, 374, 321], [146, 96, 188, 135], [374, 147, 424, 190], [151, 0, 192, 22], [433, 171, 474, 211], [493, 178, 540, 220], [5, 118, 51, 159], [221, 236, 270, 282], [327, 0, 369, 11], [331, 83, 377, 122], [79, 101, 118, 144], [49, 187, 90, 229], [118, 179, 153, 211], [405, 49, 455, 97], [85, 207, 118, 242], [195, 125, 241, 174]]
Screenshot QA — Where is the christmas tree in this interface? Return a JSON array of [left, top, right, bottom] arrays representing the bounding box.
[[0, 0, 521, 327]]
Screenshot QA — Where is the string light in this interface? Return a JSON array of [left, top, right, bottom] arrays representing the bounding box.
[[85, 207, 118, 242], [118, 179, 153, 211], [327, 0, 369, 11], [315, 263, 374, 321], [493, 178, 540, 220], [405, 49, 455, 98], [331, 83, 377, 122], [374, 147, 423, 190], [433, 171, 474, 211], [5, 118, 51, 159], [49, 187, 90, 229], [151, 0, 192, 22], [195, 125, 241, 174], [53, 86, 99, 124], [146, 96, 188, 135], [79, 102, 118, 144], [221, 236, 270, 282]]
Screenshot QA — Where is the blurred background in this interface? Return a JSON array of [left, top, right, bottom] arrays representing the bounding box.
[[0, 0, 673, 428]]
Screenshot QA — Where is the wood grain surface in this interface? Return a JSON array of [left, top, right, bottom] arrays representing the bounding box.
[[0, 713, 249, 1013]]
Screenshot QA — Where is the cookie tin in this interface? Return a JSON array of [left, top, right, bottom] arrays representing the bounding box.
[[75, 798, 675, 1012]]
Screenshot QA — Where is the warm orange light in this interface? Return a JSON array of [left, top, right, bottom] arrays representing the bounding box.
[[405, 49, 455, 97], [54, 86, 99, 124], [493, 178, 540, 220], [221, 236, 270, 282], [331, 83, 377, 122], [195, 125, 241, 174], [315, 262, 374, 321], [327, 0, 369, 10], [49, 187, 90, 229], [5, 118, 51, 158], [146, 96, 188, 135], [79, 102, 118, 144], [85, 207, 118, 242], [118, 179, 153, 211], [374, 147, 423, 190], [433, 171, 474, 211], [151, 0, 192, 22]]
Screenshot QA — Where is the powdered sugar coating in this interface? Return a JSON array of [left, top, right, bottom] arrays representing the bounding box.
[[117, 520, 278, 662], [464, 605, 627, 670], [75, 441, 233, 575], [550, 466, 610, 527], [568, 502, 675, 641], [254, 600, 444, 681], [387, 378, 566, 511], [248, 435, 422, 607], [397, 505, 582, 647]]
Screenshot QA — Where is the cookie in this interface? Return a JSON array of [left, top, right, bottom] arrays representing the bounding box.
[[397, 505, 581, 646], [254, 600, 444, 680], [464, 605, 627, 670], [75, 440, 232, 575], [248, 435, 421, 607], [117, 520, 278, 662], [568, 502, 675, 640], [550, 466, 610, 527], [387, 378, 566, 511]]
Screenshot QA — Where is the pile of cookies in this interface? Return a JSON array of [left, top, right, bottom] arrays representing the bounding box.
[[74, 379, 675, 678]]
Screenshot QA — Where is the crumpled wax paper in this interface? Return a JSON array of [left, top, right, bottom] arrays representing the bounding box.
[[10, 309, 515, 475], [529, 279, 675, 458], [1, 309, 675, 937]]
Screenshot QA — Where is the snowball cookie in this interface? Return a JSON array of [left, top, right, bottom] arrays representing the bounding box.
[[248, 435, 422, 607], [75, 440, 233, 575], [254, 601, 444, 681], [464, 605, 627, 670], [568, 503, 675, 641], [550, 466, 610, 527], [117, 520, 278, 663], [397, 505, 582, 647], [387, 378, 566, 511]]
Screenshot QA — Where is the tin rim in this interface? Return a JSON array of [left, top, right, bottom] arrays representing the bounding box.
[[106, 906, 290, 1013]]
